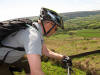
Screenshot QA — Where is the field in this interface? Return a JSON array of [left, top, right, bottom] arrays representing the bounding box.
[[44, 29, 100, 75], [75, 29, 100, 38]]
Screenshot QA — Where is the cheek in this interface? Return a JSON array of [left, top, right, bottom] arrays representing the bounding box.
[[47, 31, 56, 37], [47, 27, 56, 36], [49, 30, 55, 34], [45, 25, 52, 32]]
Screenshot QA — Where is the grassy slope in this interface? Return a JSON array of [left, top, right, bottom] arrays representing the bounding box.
[[45, 29, 100, 75], [75, 29, 100, 38], [42, 61, 86, 75]]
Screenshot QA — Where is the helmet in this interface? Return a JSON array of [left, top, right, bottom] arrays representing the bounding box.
[[39, 7, 64, 29]]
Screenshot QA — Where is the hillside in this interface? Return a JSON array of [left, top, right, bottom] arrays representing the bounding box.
[[60, 10, 100, 21], [63, 14, 100, 31]]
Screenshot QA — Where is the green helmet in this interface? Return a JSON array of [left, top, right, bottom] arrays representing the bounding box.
[[39, 7, 64, 29]]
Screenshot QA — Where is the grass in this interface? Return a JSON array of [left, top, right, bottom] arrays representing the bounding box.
[[42, 61, 86, 75], [44, 29, 100, 75], [14, 61, 86, 75], [75, 29, 100, 38], [72, 53, 100, 75], [45, 37, 100, 56]]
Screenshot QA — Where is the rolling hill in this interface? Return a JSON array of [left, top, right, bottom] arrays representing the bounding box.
[[60, 10, 100, 21]]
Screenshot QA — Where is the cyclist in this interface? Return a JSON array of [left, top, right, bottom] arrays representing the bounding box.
[[0, 7, 72, 75]]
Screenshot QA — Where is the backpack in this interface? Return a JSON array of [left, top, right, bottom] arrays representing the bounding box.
[[0, 18, 33, 51], [0, 19, 40, 62]]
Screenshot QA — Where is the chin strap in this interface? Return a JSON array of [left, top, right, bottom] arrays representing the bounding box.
[[41, 20, 47, 36]]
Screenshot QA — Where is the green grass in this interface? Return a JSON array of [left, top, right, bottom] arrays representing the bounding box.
[[44, 29, 100, 75], [42, 61, 67, 75], [45, 33, 70, 40], [47, 29, 100, 40], [75, 29, 100, 38], [42, 61, 86, 75], [14, 71, 25, 75], [14, 61, 86, 75]]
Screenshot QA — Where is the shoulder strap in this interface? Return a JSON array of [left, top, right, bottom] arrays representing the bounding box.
[[32, 24, 39, 31]]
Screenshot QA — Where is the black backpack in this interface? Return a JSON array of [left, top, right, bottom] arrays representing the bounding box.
[[0, 18, 33, 51]]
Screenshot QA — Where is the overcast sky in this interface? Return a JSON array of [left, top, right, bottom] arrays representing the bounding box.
[[0, 0, 100, 21]]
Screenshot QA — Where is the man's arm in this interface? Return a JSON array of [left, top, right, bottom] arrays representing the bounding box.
[[27, 54, 44, 75], [42, 43, 64, 60]]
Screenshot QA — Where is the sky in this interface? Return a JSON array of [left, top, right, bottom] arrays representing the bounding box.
[[0, 0, 100, 21]]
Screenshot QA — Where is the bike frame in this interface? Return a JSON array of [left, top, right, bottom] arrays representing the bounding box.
[[66, 63, 75, 75]]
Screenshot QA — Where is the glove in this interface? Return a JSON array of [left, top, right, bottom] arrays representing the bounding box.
[[61, 56, 72, 68]]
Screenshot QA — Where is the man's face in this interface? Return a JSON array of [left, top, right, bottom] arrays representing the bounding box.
[[43, 20, 57, 37]]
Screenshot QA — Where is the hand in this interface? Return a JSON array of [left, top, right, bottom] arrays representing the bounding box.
[[61, 56, 72, 68]]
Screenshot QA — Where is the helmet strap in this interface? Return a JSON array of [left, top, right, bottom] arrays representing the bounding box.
[[41, 20, 47, 36]]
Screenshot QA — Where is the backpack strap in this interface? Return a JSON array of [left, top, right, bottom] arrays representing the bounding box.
[[32, 24, 39, 31], [0, 43, 25, 51], [26, 23, 39, 31]]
